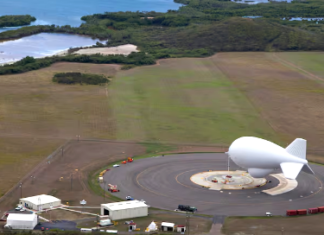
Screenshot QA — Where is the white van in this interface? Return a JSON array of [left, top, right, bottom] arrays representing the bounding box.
[[100, 219, 113, 227], [80, 228, 92, 233], [106, 230, 118, 234]]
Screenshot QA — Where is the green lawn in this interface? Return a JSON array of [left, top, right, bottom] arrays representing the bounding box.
[[110, 57, 278, 145], [275, 52, 324, 79]]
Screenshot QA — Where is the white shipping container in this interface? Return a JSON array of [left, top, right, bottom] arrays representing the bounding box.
[[5, 213, 37, 230]]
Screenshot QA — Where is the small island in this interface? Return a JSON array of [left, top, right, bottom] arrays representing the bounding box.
[[0, 15, 36, 27]]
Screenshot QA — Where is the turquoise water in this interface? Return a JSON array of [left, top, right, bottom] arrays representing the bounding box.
[[0, 0, 180, 31], [0, 0, 180, 62]]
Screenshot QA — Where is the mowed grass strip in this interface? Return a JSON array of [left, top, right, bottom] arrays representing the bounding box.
[[274, 52, 324, 80], [110, 58, 278, 144]]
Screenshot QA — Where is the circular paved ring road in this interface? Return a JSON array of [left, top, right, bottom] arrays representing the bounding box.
[[102, 153, 324, 216]]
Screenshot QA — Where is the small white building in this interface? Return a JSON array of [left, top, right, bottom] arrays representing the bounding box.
[[101, 200, 148, 220], [161, 222, 175, 232], [5, 213, 38, 230], [19, 194, 61, 210]]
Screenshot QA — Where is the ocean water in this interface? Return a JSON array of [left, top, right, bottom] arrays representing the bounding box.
[[0, 33, 105, 64], [0, 0, 180, 62], [0, 0, 181, 31]]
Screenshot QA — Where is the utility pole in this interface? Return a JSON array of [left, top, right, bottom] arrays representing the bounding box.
[[186, 212, 191, 235], [19, 183, 22, 198], [61, 147, 63, 157], [103, 180, 106, 201], [228, 155, 230, 172], [71, 173, 73, 190]]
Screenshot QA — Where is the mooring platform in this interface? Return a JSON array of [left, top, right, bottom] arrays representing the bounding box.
[[190, 170, 267, 190]]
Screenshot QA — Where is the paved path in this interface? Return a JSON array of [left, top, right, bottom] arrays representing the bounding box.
[[262, 173, 298, 196], [102, 153, 324, 216]]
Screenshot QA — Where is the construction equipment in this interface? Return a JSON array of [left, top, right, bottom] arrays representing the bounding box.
[[99, 170, 107, 177], [127, 157, 133, 162], [107, 184, 120, 192]]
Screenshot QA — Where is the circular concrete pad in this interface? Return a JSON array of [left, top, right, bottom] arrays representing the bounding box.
[[102, 153, 324, 216], [190, 171, 267, 190]]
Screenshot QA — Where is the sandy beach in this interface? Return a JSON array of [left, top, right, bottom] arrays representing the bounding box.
[[73, 44, 139, 56], [0, 44, 139, 66]]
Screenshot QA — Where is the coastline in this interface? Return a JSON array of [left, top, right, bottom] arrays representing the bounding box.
[[0, 44, 139, 67]]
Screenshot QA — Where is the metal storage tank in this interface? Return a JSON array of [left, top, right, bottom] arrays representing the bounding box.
[[101, 200, 148, 220], [5, 213, 38, 230]]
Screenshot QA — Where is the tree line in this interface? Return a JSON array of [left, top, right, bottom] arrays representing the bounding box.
[[0, 52, 155, 75], [0, 15, 36, 27], [1, 0, 324, 74]]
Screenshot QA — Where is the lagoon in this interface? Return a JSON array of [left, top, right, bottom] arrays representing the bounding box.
[[0, 33, 105, 64]]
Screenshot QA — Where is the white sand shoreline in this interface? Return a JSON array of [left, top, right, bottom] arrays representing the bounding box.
[[0, 44, 139, 66]]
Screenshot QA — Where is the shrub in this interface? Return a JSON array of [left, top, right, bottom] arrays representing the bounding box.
[[53, 72, 109, 85]]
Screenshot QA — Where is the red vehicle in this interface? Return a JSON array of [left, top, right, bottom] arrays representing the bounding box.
[[286, 210, 297, 216], [127, 157, 133, 162], [108, 184, 120, 192], [297, 209, 307, 215], [318, 206, 324, 213], [212, 179, 218, 183], [122, 161, 127, 164], [308, 208, 319, 214]]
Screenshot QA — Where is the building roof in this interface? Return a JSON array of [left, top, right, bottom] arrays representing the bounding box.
[[7, 213, 36, 221], [20, 194, 61, 205], [101, 200, 148, 211], [161, 222, 175, 227]]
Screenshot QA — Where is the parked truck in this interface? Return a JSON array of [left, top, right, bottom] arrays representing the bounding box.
[[177, 205, 197, 213]]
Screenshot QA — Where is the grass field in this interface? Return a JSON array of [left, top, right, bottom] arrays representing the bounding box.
[[275, 52, 324, 79], [0, 62, 119, 194], [223, 215, 324, 235], [0, 62, 119, 140], [213, 52, 324, 150], [0, 137, 62, 196], [110, 57, 278, 144], [1, 51, 324, 207]]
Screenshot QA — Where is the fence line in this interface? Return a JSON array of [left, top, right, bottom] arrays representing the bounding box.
[[0, 139, 72, 205]]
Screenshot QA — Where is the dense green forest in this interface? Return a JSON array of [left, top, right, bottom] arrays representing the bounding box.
[[1, 0, 324, 73], [0, 15, 36, 27], [53, 72, 109, 85]]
